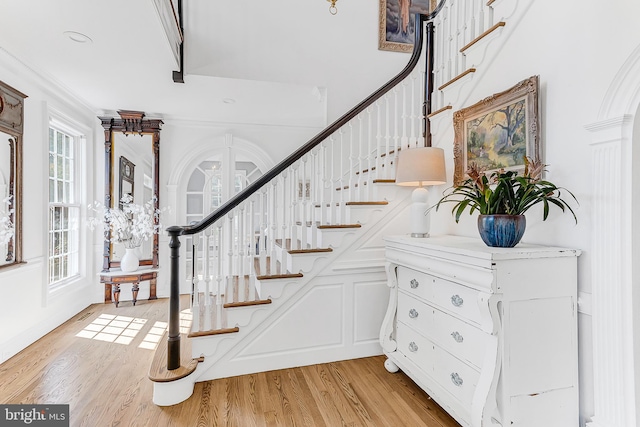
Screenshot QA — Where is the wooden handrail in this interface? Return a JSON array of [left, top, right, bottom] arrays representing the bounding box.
[[165, 2, 449, 371], [165, 11, 442, 239]]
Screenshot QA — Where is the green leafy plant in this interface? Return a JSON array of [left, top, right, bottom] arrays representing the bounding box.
[[433, 157, 578, 223]]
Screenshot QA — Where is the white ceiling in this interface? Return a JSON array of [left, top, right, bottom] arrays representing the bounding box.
[[0, 0, 408, 126]]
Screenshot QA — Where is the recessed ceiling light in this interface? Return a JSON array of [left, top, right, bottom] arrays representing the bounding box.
[[222, 98, 236, 104], [63, 31, 93, 44]]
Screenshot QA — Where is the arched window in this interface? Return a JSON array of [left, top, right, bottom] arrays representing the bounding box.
[[185, 154, 263, 277]]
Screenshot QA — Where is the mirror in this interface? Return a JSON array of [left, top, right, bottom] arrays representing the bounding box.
[[99, 111, 162, 272], [0, 80, 26, 269]]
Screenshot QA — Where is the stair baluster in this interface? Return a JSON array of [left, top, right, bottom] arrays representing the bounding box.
[[191, 234, 200, 331], [162, 8, 443, 371], [214, 223, 223, 327], [247, 200, 256, 302]]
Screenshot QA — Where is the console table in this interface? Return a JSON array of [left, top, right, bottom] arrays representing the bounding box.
[[100, 268, 158, 307], [380, 235, 580, 427]]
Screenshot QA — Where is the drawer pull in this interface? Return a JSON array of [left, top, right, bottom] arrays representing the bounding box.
[[451, 331, 464, 343], [409, 309, 419, 318], [410, 279, 419, 289], [408, 341, 419, 352], [450, 294, 464, 307], [450, 372, 464, 387]]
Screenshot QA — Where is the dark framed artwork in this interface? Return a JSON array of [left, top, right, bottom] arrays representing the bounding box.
[[119, 156, 135, 208], [378, 0, 436, 52], [452, 75, 541, 185]]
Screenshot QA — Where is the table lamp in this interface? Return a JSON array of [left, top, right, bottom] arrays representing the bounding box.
[[395, 147, 447, 237]]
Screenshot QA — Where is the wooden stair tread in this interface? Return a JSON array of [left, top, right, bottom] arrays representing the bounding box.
[[217, 275, 272, 308], [427, 105, 452, 118], [288, 248, 332, 255], [372, 179, 395, 184], [353, 147, 400, 176], [275, 238, 333, 254], [188, 327, 240, 338], [345, 201, 388, 206], [460, 21, 505, 53], [337, 182, 368, 191], [355, 166, 377, 175], [149, 330, 203, 383], [254, 256, 303, 280], [317, 224, 362, 229], [438, 68, 476, 90], [256, 273, 304, 280], [224, 298, 272, 308]]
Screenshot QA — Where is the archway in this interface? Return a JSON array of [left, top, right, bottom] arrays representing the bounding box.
[[585, 43, 640, 427], [165, 133, 275, 294]]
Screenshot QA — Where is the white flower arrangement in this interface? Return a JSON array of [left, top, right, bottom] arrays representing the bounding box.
[[89, 194, 164, 249], [0, 195, 14, 245]]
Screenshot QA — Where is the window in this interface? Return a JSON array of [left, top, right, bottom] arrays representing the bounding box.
[[48, 126, 80, 287], [185, 157, 262, 277]]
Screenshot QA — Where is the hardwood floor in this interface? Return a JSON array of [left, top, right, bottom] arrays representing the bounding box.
[[0, 297, 460, 427]]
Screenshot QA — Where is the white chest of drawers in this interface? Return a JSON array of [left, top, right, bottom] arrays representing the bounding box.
[[379, 235, 580, 427]]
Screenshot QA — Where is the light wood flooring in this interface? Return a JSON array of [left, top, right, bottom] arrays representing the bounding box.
[[0, 296, 461, 427]]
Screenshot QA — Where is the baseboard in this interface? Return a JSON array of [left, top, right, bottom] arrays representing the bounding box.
[[0, 296, 90, 364], [197, 340, 383, 382]]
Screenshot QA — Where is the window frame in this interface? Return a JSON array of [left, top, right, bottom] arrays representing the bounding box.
[[46, 117, 86, 291]]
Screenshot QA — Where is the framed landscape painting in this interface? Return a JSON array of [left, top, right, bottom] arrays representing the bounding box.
[[452, 75, 541, 185], [378, 0, 436, 52]]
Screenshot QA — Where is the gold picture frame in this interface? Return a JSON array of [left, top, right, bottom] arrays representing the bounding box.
[[378, 0, 436, 52], [452, 75, 541, 186]]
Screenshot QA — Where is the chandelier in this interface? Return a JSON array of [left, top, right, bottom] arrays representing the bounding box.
[[327, 0, 338, 15]]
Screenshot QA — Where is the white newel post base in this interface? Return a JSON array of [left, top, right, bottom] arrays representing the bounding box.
[[152, 376, 196, 406]]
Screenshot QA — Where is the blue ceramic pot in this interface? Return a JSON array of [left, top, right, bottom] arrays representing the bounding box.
[[477, 215, 526, 248]]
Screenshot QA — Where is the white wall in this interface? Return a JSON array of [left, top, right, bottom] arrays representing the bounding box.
[[0, 0, 406, 360], [4, 2, 639, 423], [0, 49, 98, 363], [426, 0, 640, 424]]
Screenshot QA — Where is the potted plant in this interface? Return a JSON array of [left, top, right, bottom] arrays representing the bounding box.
[[433, 157, 577, 247]]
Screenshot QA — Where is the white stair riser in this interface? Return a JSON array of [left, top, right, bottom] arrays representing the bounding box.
[[310, 227, 359, 248], [491, 0, 518, 22], [225, 304, 271, 329], [460, 26, 505, 76], [255, 276, 297, 300], [284, 251, 332, 274], [191, 333, 228, 359], [373, 184, 401, 202]]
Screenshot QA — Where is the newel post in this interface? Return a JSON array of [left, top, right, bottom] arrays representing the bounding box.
[[423, 19, 435, 147], [167, 226, 182, 370]]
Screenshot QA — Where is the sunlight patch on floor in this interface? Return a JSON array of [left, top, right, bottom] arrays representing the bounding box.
[[138, 309, 193, 350], [75, 308, 194, 350], [76, 314, 148, 345], [138, 321, 167, 350]]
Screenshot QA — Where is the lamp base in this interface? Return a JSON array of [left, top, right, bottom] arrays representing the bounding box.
[[409, 187, 431, 238]]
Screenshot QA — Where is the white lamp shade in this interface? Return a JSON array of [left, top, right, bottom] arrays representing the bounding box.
[[395, 147, 446, 186]]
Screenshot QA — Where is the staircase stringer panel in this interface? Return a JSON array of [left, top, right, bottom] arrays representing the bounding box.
[[190, 188, 416, 383]]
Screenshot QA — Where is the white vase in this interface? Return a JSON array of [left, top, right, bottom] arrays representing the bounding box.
[[121, 247, 140, 272]]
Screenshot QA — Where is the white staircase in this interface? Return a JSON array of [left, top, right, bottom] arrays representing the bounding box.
[[151, 0, 527, 406]]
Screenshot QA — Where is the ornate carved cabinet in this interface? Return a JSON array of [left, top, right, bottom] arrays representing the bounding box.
[[380, 235, 580, 427]]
